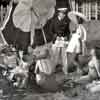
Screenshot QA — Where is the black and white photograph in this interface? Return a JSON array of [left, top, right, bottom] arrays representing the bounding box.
[[0, 0, 100, 100]]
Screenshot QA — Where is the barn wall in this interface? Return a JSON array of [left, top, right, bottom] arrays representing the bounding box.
[[71, 0, 100, 20]]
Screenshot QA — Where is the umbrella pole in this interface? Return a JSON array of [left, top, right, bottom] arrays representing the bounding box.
[[30, 0, 40, 46], [69, 0, 73, 10], [0, 30, 8, 45], [30, 26, 35, 46], [41, 27, 47, 44]]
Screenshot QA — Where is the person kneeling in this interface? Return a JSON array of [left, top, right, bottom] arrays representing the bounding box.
[[76, 46, 100, 85], [9, 58, 30, 88]]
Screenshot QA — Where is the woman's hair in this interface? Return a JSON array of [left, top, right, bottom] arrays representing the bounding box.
[[94, 47, 100, 59], [77, 17, 84, 24], [90, 46, 100, 59], [86, 42, 99, 57]]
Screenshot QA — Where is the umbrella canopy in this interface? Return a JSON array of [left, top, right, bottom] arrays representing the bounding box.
[[13, 0, 56, 32], [68, 11, 88, 24]]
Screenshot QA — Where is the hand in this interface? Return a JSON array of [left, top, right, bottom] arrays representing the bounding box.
[[64, 37, 68, 41]]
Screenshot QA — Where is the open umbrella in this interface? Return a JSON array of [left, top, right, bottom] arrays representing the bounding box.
[[68, 11, 88, 41], [13, 0, 56, 32], [68, 11, 88, 24], [13, 0, 56, 45]]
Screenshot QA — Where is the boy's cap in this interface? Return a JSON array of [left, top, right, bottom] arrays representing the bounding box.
[[57, 7, 67, 13]]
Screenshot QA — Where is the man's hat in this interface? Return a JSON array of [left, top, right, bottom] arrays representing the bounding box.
[[57, 7, 67, 13]]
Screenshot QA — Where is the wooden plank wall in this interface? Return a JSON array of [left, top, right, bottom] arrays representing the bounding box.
[[0, 5, 8, 27], [71, 0, 100, 20]]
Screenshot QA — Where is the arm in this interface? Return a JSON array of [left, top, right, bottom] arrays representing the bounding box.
[[94, 60, 100, 77], [48, 19, 57, 43]]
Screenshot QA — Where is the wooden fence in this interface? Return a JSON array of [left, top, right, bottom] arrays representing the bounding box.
[[70, 0, 100, 20], [0, 4, 9, 27]]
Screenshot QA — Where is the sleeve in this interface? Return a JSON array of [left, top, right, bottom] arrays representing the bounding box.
[[76, 26, 81, 36], [48, 19, 54, 35], [81, 25, 87, 41], [48, 19, 57, 42]]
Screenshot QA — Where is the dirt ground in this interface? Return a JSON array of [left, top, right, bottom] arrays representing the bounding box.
[[1, 20, 100, 100], [0, 72, 99, 100]]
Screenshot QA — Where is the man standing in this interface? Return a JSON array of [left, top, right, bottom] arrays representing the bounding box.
[[50, 7, 70, 74]]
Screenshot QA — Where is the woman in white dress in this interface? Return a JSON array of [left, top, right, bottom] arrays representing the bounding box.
[[66, 27, 82, 74], [65, 14, 87, 74]]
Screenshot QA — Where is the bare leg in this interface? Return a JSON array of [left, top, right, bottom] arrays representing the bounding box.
[[8, 73, 15, 81], [13, 77, 21, 87], [19, 73, 28, 88], [19, 78, 27, 88], [62, 48, 68, 75], [67, 53, 82, 73], [89, 84, 100, 93]]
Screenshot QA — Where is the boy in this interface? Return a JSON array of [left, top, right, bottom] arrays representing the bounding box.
[[50, 7, 69, 75]]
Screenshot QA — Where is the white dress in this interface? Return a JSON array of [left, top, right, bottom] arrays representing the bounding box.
[[76, 24, 87, 55], [66, 33, 81, 54]]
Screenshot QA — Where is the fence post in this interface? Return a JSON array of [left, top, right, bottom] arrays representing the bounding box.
[[95, 0, 98, 20], [0, 5, 4, 26], [71, 0, 76, 11]]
